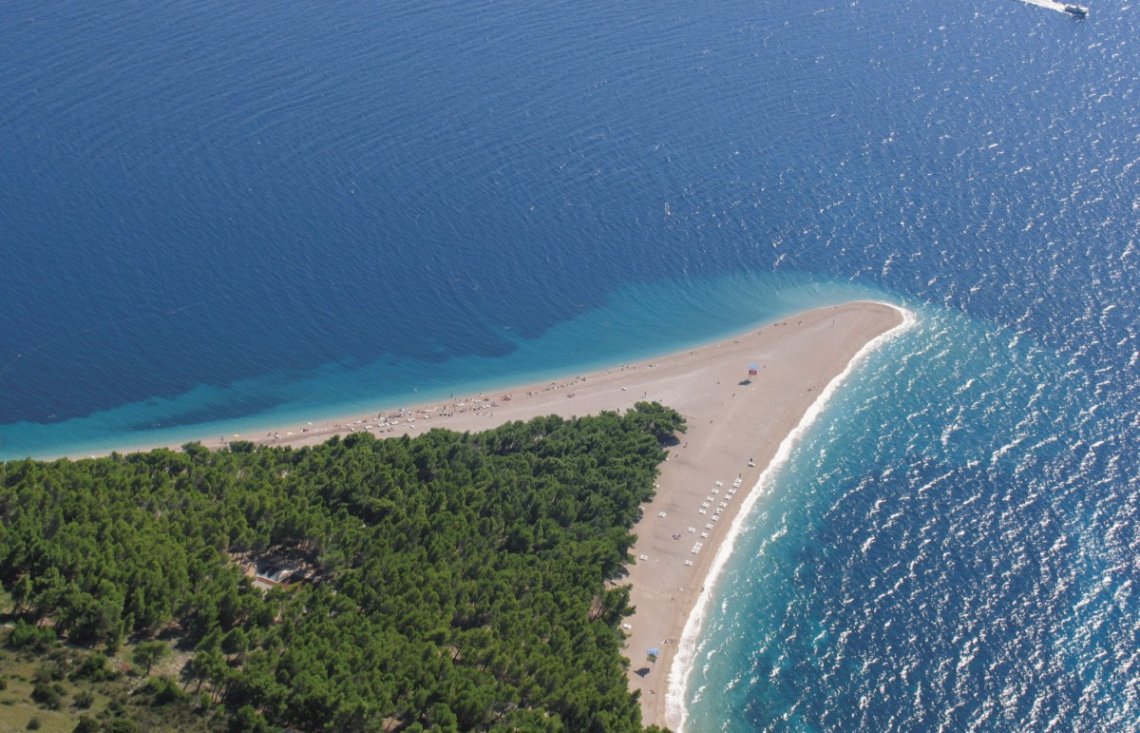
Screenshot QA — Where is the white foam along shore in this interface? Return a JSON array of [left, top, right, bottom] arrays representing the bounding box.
[[664, 304, 916, 732], [24, 298, 908, 729]]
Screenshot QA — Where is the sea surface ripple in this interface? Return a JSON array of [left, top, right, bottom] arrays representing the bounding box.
[[0, 1, 1136, 730]]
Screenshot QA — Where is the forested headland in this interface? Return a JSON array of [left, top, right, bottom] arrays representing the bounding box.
[[0, 403, 684, 733]]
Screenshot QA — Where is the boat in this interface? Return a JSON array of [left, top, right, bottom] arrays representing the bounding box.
[[1063, 4, 1088, 17]]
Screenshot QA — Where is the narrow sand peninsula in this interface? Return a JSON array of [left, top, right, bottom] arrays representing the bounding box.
[[607, 302, 903, 729], [120, 300, 904, 728]]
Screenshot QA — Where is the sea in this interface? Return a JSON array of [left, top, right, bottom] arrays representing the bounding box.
[[0, 0, 1136, 730]]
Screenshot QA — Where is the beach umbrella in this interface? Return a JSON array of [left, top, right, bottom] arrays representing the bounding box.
[[748, 362, 759, 376], [647, 647, 660, 663]]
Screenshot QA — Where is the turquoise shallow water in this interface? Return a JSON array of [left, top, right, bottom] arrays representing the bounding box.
[[0, 272, 884, 459], [1, 0, 1136, 729], [679, 304, 1133, 731]]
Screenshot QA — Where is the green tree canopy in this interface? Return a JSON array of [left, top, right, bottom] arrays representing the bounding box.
[[0, 403, 686, 732]]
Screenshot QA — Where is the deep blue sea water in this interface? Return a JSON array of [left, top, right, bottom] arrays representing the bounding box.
[[1, 0, 1136, 730]]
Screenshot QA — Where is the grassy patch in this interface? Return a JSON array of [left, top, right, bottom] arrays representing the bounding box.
[[0, 630, 218, 733], [0, 653, 78, 733]]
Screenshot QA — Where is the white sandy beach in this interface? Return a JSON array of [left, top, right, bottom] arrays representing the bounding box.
[[113, 300, 905, 729]]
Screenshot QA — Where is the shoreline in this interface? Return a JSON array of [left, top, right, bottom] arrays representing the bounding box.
[[609, 301, 907, 729], [662, 304, 914, 732], [20, 300, 906, 729]]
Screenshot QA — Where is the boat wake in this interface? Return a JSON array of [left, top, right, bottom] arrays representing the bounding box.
[[1018, 0, 1088, 16]]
